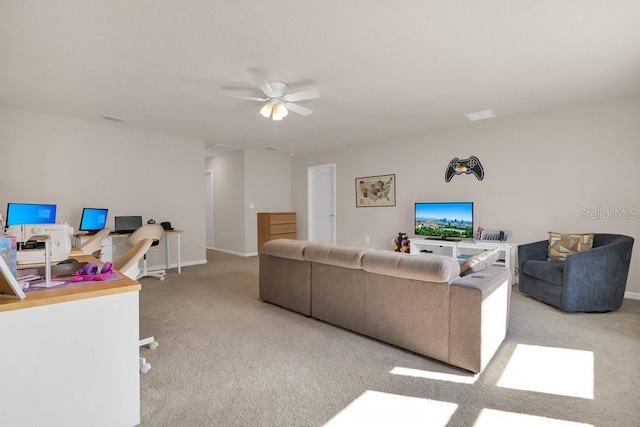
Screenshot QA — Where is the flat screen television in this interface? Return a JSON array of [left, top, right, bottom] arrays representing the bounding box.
[[79, 207, 109, 234], [414, 202, 474, 241], [6, 203, 57, 227]]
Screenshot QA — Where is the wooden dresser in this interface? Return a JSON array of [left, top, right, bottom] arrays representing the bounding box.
[[258, 212, 297, 253]]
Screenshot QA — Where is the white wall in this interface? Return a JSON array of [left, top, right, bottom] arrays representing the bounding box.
[[206, 149, 292, 256], [244, 149, 292, 255], [0, 108, 206, 267], [207, 150, 245, 255], [292, 95, 640, 294]]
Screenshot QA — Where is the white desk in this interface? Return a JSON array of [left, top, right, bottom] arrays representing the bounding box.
[[0, 255, 141, 426]]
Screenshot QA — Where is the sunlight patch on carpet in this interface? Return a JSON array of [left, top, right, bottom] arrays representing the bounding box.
[[324, 390, 458, 427], [390, 366, 478, 384], [474, 408, 593, 426], [497, 344, 594, 399]]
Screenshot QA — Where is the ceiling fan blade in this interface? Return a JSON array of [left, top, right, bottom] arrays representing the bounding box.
[[253, 78, 274, 97], [285, 102, 314, 116], [226, 94, 267, 102], [284, 89, 320, 103]]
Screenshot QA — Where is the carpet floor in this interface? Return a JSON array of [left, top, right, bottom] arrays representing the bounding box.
[[139, 250, 640, 426]]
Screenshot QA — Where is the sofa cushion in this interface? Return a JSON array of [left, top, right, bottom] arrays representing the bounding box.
[[361, 251, 460, 283], [262, 239, 309, 261], [548, 232, 594, 261], [304, 243, 371, 269], [459, 247, 501, 276], [522, 259, 564, 286]]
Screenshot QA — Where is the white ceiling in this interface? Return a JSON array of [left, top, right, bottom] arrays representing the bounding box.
[[1, 1, 639, 156]]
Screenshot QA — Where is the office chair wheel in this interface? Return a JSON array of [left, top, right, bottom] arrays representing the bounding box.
[[140, 356, 152, 374], [149, 341, 159, 350]]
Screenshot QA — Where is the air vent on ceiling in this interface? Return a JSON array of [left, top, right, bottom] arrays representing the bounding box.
[[100, 114, 126, 123], [464, 109, 496, 122], [205, 144, 241, 157], [266, 146, 279, 151]]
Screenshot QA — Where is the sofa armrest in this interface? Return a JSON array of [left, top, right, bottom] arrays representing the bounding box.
[[563, 240, 633, 311], [449, 267, 511, 372], [518, 240, 548, 273]]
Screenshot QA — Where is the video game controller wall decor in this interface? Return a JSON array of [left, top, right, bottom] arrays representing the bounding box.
[[445, 156, 484, 182]]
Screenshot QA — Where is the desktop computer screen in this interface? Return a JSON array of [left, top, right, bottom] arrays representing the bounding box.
[[79, 207, 108, 234], [6, 203, 57, 226]]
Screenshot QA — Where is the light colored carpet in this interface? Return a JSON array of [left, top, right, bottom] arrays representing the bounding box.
[[139, 250, 640, 426]]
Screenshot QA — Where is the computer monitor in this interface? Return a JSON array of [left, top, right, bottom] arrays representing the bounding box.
[[6, 203, 57, 227], [114, 216, 143, 233], [79, 208, 109, 234]]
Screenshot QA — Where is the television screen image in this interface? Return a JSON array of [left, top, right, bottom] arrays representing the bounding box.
[[6, 203, 57, 227], [415, 202, 474, 239], [79, 208, 109, 233]]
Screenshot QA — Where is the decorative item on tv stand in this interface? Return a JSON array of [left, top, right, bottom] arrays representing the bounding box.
[[393, 232, 410, 253], [476, 227, 512, 242]]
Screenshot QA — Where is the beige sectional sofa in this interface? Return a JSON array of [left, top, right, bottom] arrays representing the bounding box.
[[259, 239, 511, 373]]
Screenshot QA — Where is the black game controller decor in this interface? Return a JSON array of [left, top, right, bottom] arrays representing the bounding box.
[[445, 155, 484, 182]]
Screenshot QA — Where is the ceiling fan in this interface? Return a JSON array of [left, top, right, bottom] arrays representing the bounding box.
[[226, 78, 320, 120]]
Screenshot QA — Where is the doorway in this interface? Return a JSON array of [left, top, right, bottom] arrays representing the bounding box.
[[205, 170, 214, 249], [307, 163, 336, 243]]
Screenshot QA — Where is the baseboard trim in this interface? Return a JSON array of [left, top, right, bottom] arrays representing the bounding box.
[[179, 259, 208, 267], [515, 282, 640, 301], [210, 247, 257, 257], [624, 291, 640, 300], [148, 259, 207, 271]]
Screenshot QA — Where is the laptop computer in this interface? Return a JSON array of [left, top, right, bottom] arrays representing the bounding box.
[[114, 216, 143, 234]]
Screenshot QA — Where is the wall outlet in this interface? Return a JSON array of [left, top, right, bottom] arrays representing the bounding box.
[[249, 202, 255, 209], [365, 236, 370, 243]]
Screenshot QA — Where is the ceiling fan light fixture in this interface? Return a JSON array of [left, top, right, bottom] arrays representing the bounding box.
[[272, 102, 288, 121], [260, 102, 274, 118], [226, 79, 318, 120]]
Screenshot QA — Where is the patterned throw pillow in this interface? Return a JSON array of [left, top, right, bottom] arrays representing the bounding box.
[[548, 232, 594, 261], [460, 247, 501, 276]]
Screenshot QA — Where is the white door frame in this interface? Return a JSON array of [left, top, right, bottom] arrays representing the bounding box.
[[205, 170, 214, 249], [307, 163, 336, 243]]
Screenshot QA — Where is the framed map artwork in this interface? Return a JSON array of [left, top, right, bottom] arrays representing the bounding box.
[[355, 174, 396, 207]]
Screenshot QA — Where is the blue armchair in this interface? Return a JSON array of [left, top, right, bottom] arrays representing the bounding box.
[[518, 233, 634, 312]]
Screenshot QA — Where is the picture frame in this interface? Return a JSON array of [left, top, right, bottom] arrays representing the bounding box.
[[355, 174, 396, 207], [0, 255, 25, 300]]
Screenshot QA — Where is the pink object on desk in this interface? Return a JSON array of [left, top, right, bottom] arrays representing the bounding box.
[[70, 262, 113, 282]]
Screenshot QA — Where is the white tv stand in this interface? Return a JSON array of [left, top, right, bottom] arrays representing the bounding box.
[[410, 238, 517, 281]]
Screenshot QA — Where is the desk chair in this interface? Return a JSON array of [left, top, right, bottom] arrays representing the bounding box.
[[126, 224, 166, 281], [71, 228, 111, 258], [113, 239, 153, 281], [113, 237, 159, 373]]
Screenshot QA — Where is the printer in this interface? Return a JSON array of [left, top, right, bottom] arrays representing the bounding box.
[[5, 224, 74, 265]]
